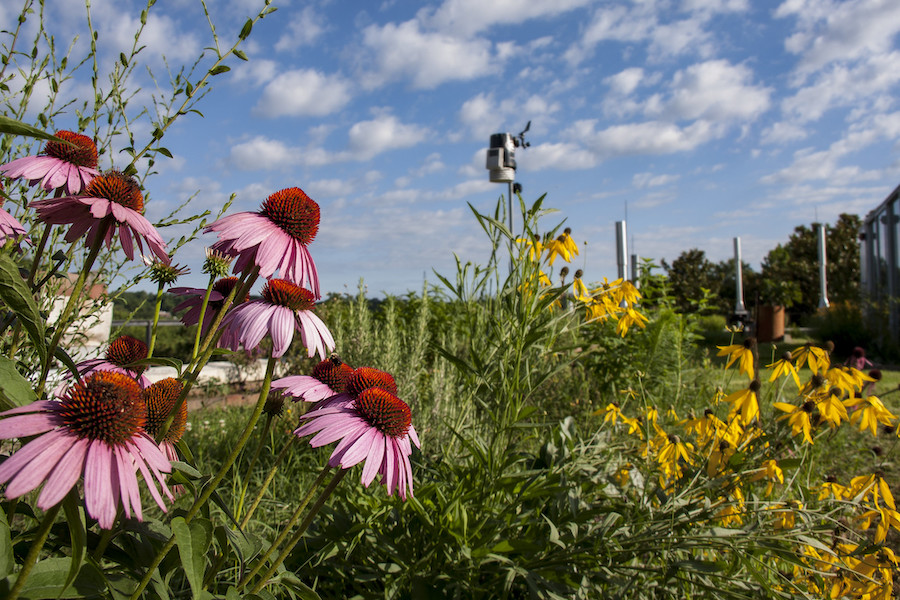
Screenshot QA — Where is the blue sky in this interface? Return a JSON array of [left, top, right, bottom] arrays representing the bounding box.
[[5, 0, 900, 296]]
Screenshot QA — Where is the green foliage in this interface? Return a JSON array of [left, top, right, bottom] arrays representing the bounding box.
[[808, 301, 871, 359], [761, 214, 861, 317]]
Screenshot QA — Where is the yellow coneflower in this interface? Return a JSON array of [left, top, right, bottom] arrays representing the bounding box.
[[844, 395, 897, 436], [717, 338, 756, 379], [773, 400, 815, 444], [792, 342, 830, 374], [815, 389, 849, 428], [722, 380, 760, 426], [749, 459, 784, 497], [767, 350, 800, 387]]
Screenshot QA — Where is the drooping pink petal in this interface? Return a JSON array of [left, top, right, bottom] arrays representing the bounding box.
[[331, 426, 380, 469], [85, 441, 117, 529], [0, 411, 60, 438], [4, 432, 73, 498], [0, 428, 71, 488], [360, 432, 386, 486], [37, 437, 90, 509]]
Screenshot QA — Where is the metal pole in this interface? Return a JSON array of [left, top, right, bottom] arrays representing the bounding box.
[[630, 253, 639, 284], [616, 221, 628, 280], [734, 237, 747, 314], [818, 223, 830, 308]]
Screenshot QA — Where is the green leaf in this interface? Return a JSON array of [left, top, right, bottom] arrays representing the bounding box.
[[54, 346, 82, 384], [0, 558, 106, 599], [233, 49, 248, 61], [0, 254, 47, 369], [208, 65, 230, 76], [0, 508, 13, 579], [171, 516, 213, 600], [60, 493, 87, 596], [270, 572, 321, 600], [238, 19, 253, 40], [155, 146, 173, 158], [0, 355, 36, 410], [0, 116, 71, 144]]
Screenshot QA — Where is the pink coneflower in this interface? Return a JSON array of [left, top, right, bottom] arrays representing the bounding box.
[[218, 278, 334, 359], [30, 170, 169, 263], [295, 385, 419, 499], [170, 276, 244, 336], [271, 354, 354, 404], [0, 206, 29, 244], [141, 378, 187, 464], [56, 335, 152, 396], [0, 371, 173, 528], [0, 130, 99, 194], [205, 187, 321, 297]]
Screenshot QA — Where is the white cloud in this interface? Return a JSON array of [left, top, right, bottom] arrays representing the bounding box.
[[649, 17, 715, 59], [519, 142, 598, 171], [347, 115, 430, 159], [275, 7, 326, 51], [253, 69, 352, 117], [229, 136, 297, 170], [421, 0, 594, 37], [360, 20, 500, 89], [681, 0, 749, 13], [760, 121, 808, 145], [606, 67, 646, 95], [781, 52, 900, 122], [230, 58, 278, 86], [578, 119, 720, 157], [633, 172, 681, 188], [761, 111, 900, 184], [305, 178, 357, 199], [776, 0, 900, 74], [566, 2, 733, 64], [662, 60, 771, 121], [99, 11, 201, 65], [458, 92, 560, 139]]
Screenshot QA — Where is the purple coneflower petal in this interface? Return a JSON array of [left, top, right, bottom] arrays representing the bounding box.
[[4, 431, 73, 498], [85, 441, 117, 529], [360, 433, 386, 486], [331, 426, 380, 469], [38, 437, 89, 509], [0, 411, 59, 438], [114, 445, 138, 520], [0, 428, 70, 488]]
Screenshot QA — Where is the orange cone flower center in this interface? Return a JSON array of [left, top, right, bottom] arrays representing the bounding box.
[[59, 372, 145, 444], [142, 378, 187, 444], [312, 356, 353, 392], [84, 171, 143, 212], [259, 187, 320, 245], [106, 335, 148, 369], [346, 366, 398, 397], [262, 279, 315, 312], [355, 388, 411, 438], [44, 130, 98, 168]]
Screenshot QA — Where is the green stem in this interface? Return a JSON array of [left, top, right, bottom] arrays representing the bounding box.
[[147, 281, 164, 358], [26, 222, 53, 288], [129, 352, 277, 600], [37, 218, 111, 397], [236, 414, 273, 520], [191, 274, 216, 361], [7, 503, 61, 600], [91, 518, 118, 561], [248, 469, 347, 594], [239, 436, 297, 529]]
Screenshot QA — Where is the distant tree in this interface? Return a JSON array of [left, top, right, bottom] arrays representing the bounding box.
[[661, 249, 718, 313], [711, 258, 760, 315], [760, 214, 861, 317]]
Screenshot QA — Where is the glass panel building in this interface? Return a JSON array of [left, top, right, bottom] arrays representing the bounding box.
[[860, 182, 900, 345]]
